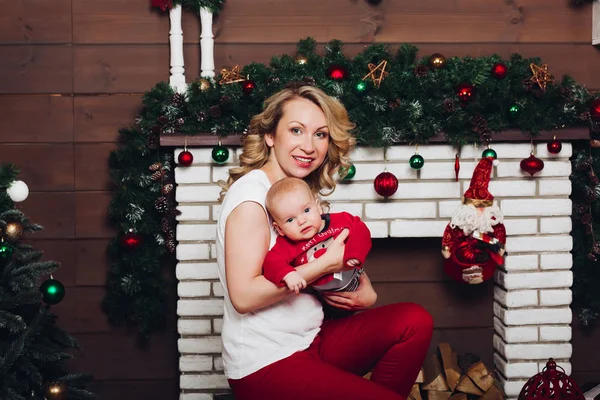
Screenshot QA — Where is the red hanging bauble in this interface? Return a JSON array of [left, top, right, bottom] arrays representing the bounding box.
[[456, 83, 475, 103], [178, 150, 194, 166], [454, 153, 460, 182], [518, 358, 584, 400], [547, 137, 562, 154], [590, 97, 600, 119], [374, 171, 398, 197], [520, 153, 545, 176], [491, 62, 508, 79], [327, 64, 347, 80], [120, 230, 143, 250], [242, 79, 256, 94]]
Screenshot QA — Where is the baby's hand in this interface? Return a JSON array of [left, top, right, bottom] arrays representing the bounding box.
[[282, 271, 307, 294], [346, 258, 361, 268]]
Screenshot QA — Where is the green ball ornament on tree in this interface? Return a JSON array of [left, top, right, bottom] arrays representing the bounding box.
[[482, 148, 497, 159], [508, 104, 521, 119], [355, 81, 367, 93], [0, 242, 13, 262], [40, 278, 66, 305], [341, 163, 356, 180], [409, 154, 425, 170], [211, 145, 229, 164]]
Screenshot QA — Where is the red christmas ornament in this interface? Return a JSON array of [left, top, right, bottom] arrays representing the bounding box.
[[454, 153, 460, 182], [178, 150, 194, 166], [151, 0, 173, 11], [520, 153, 545, 176], [242, 79, 256, 94], [518, 358, 584, 400], [327, 64, 347, 80], [120, 230, 143, 250], [547, 137, 562, 154], [590, 97, 600, 119], [491, 62, 508, 79], [456, 83, 475, 103], [374, 171, 398, 197]]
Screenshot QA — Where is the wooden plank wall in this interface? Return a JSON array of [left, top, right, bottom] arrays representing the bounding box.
[[1, 0, 599, 398]]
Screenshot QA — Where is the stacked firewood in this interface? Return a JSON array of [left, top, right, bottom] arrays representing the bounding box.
[[409, 343, 504, 400]]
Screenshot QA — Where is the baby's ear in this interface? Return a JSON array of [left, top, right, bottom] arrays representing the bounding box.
[[272, 221, 285, 236], [315, 197, 323, 214]]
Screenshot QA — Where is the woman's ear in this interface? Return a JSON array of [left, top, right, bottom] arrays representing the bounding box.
[[265, 133, 275, 148]]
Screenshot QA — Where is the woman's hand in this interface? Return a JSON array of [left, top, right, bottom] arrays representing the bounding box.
[[318, 229, 351, 274], [321, 272, 378, 311]]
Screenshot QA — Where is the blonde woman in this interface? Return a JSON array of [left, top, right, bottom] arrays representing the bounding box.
[[216, 85, 433, 400]]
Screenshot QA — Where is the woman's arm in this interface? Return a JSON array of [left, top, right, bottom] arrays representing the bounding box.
[[225, 201, 348, 314]]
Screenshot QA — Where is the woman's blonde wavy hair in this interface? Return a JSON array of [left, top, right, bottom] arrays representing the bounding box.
[[218, 85, 356, 203]]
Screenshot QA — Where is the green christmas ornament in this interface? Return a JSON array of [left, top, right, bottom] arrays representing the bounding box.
[[211, 145, 230, 164], [40, 278, 66, 305], [508, 104, 521, 120], [482, 148, 497, 159], [341, 163, 356, 180], [409, 154, 425, 170], [355, 81, 367, 93], [0, 242, 13, 261]]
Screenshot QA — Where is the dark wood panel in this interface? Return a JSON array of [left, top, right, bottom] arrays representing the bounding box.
[[68, 332, 179, 380], [19, 192, 75, 239], [73, 46, 169, 93], [76, 239, 110, 286], [0, 144, 74, 191], [71, 0, 591, 44], [74, 95, 143, 142], [75, 143, 114, 191], [0, 0, 72, 43], [75, 191, 115, 238], [52, 287, 113, 333], [86, 379, 178, 400], [428, 328, 494, 371], [571, 324, 600, 372], [373, 281, 494, 329], [0, 95, 73, 142], [25, 239, 77, 287], [0, 46, 72, 93]]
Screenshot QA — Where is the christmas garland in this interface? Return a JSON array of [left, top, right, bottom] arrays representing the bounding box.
[[103, 37, 600, 336], [151, 0, 225, 13]]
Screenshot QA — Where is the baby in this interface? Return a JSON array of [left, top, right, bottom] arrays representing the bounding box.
[[263, 177, 372, 293]]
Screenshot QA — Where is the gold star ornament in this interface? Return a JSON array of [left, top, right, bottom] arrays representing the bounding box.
[[218, 65, 244, 85], [362, 60, 389, 88], [529, 63, 554, 91]]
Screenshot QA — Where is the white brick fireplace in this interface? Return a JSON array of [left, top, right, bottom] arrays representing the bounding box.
[[173, 142, 574, 400]]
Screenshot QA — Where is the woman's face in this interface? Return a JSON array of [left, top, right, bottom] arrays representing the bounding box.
[[265, 97, 330, 180]]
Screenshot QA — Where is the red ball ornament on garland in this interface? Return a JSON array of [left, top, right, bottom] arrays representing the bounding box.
[[120, 229, 143, 250], [374, 171, 398, 197], [178, 150, 194, 166], [547, 136, 562, 154], [518, 358, 584, 400], [520, 153, 545, 176], [456, 83, 475, 103], [327, 64, 348, 80], [491, 62, 508, 79], [242, 79, 256, 94], [590, 97, 600, 119]]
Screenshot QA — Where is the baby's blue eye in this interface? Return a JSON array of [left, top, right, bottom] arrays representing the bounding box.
[[304, 208, 310, 213], [286, 218, 293, 223]]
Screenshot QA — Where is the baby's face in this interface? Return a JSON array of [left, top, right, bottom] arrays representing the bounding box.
[[271, 188, 324, 241]]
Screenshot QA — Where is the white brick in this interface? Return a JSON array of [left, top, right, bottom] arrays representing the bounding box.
[[494, 335, 572, 360], [210, 243, 217, 259], [178, 319, 212, 335], [176, 185, 222, 202], [327, 183, 379, 201], [180, 355, 213, 372], [460, 143, 532, 160], [488, 180, 537, 197], [540, 253, 573, 270], [496, 375, 528, 397], [505, 235, 572, 253], [538, 361, 571, 375], [212, 204, 221, 221], [494, 317, 539, 342], [351, 147, 385, 161], [180, 374, 229, 390], [350, 162, 417, 181], [328, 202, 363, 217], [494, 354, 539, 378], [500, 199, 572, 216], [178, 337, 222, 354], [214, 356, 224, 371], [212, 165, 230, 182], [177, 205, 211, 221], [212, 282, 224, 297], [539, 289, 572, 306], [176, 147, 235, 165], [497, 271, 572, 290], [540, 326, 572, 341], [390, 220, 447, 237], [176, 262, 219, 280], [398, 144, 457, 160], [504, 254, 539, 271], [175, 166, 211, 183], [213, 318, 223, 334], [365, 202, 437, 219], [419, 162, 479, 180], [180, 394, 213, 400], [178, 281, 211, 297], [496, 161, 571, 178], [176, 244, 211, 261], [494, 303, 572, 325], [178, 299, 224, 316], [538, 179, 572, 196], [365, 221, 389, 238], [177, 224, 217, 241], [535, 142, 572, 158], [439, 200, 462, 218], [394, 182, 461, 199], [503, 218, 538, 235], [385, 146, 421, 161], [540, 217, 572, 234], [494, 288, 538, 308]]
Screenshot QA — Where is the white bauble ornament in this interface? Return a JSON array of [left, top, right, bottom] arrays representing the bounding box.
[[7, 180, 29, 202]]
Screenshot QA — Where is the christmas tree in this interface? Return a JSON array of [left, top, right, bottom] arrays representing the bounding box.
[[0, 164, 95, 400]]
